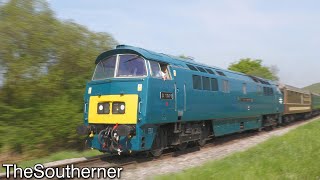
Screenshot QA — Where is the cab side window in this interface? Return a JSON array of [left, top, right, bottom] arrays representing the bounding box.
[[149, 61, 171, 80], [149, 61, 162, 78], [160, 63, 171, 80]]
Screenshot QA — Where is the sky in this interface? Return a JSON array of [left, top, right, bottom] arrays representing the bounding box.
[[48, 0, 320, 88]]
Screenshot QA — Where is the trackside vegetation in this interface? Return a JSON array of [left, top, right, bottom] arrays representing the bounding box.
[[157, 119, 320, 180], [228, 58, 279, 81], [304, 83, 320, 94], [0, 0, 117, 160]]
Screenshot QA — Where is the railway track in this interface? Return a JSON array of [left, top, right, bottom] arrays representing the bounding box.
[[1, 116, 319, 179]]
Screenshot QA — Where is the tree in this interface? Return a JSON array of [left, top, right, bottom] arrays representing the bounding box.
[[179, 55, 194, 61], [0, 0, 117, 157], [228, 58, 279, 81]]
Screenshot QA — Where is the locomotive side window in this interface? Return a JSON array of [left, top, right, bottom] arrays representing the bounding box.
[[202, 77, 210, 90], [117, 55, 147, 77], [263, 87, 274, 96], [263, 87, 267, 95], [217, 71, 226, 76], [205, 68, 215, 75], [187, 64, 199, 71], [149, 61, 171, 80], [257, 85, 263, 95], [211, 78, 218, 91], [193, 75, 202, 90], [243, 83, 247, 95], [159, 63, 171, 80], [223, 80, 230, 93], [197, 67, 207, 73], [270, 88, 274, 95], [149, 60, 162, 78], [92, 55, 117, 80]]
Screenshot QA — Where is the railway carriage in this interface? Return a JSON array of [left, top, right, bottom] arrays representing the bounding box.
[[311, 93, 320, 115], [280, 85, 313, 121]]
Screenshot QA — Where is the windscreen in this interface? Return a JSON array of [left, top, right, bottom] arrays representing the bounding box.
[[92, 55, 116, 80], [116, 55, 147, 77], [92, 54, 147, 80]]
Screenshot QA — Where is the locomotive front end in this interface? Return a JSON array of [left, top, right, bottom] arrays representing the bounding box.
[[78, 51, 148, 155], [86, 94, 139, 154]]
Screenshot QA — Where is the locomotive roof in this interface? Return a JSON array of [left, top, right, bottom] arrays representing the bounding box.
[[95, 45, 197, 65], [96, 45, 276, 85]]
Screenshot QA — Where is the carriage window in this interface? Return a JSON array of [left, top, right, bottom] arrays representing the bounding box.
[[92, 55, 117, 80], [193, 75, 202, 90], [202, 77, 210, 90], [116, 55, 147, 77], [149, 61, 162, 78], [211, 78, 218, 91]]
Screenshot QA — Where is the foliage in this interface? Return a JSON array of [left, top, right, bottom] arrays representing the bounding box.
[[157, 119, 320, 180], [304, 83, 320, 94], [0, 0, 117, 158], [228, 58, 279, 81], [178, 55, 194, 60]]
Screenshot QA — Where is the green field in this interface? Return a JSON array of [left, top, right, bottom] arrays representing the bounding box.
[[157, 119, 320, 180], [304, 83, 320, 93]]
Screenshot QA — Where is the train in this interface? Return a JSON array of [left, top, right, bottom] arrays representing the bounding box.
[[77, 45, 320, 156]]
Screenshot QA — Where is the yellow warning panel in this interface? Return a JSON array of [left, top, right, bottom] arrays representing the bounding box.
[[88, 94, 138, 124]]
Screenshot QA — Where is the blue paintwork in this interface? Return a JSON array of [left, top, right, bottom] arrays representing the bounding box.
[[84, 45, 284, 152]]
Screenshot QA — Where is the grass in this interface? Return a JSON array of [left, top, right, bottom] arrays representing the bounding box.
[[0, 150, 102, 173], [157, 118, 320, 180], [304, 82, 320, 93]]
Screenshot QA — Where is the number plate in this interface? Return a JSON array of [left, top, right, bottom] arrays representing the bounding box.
[[160, 92, 173, 99], [239, 98, 253, 102]]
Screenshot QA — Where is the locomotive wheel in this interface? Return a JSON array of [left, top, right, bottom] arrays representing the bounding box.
[[176, 142, 188, 151], [198, 138, 206, 147], [198, 122, 209, 147], [150, 127, 166, 157], [150, 148, 163, 157]]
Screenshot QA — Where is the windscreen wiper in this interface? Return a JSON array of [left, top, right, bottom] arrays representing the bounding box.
[[123, 56, 140, 63]]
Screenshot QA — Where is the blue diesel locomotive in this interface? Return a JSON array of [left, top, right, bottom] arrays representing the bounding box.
[[77, 45, 314, 156]]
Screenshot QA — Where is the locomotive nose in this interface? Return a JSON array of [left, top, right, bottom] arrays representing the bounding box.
[[88, 94, 139, 125], [95, 124, 136, 155], [114, 125, 135, 136]]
